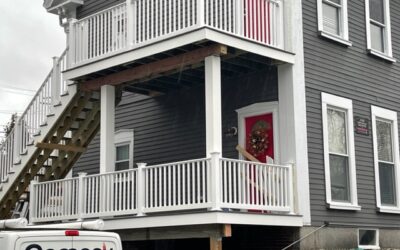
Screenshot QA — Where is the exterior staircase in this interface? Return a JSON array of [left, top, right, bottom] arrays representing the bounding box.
[[0, 49, 101, 219]]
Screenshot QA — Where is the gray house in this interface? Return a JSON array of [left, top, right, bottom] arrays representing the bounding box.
[[0, 0, 399, 249]]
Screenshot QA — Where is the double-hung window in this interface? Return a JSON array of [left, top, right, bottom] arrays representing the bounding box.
[[114, 129, 134, 171], [371, 106, 400, 213], [322, 93, 360, 210], [365, 0, 395, 61], [317, 0, 350, 46]]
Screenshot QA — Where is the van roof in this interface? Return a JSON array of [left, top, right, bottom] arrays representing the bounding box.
[[0, 230, 118, 237]]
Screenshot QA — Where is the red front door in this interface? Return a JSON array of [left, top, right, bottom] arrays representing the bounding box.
[[245, 113, 274, 163]]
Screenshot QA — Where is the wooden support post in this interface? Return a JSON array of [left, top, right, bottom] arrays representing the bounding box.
[[210, 237, 222, 250], [100, 85, 115, 173], [222, 224, 232, 237], [81, 44, 228, 91]]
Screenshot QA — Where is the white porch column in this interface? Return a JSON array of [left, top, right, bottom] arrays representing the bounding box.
[[205, 55, 222, 156], [278, 0, 311, 224], [100, 85, 115, 173]]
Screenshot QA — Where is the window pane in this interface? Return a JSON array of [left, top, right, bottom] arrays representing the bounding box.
[[370, 23, 385, 52], [379, 162, 396, 205], [116, 161, 130, 171], [116, 145, 129, 161], [370, 0, 385, 24], [323, 3, 340, 35], [330, 154, 350, 202], [359, 230, 377, 246], [376, 120, 393, 162], [328, 108, 347, 155]]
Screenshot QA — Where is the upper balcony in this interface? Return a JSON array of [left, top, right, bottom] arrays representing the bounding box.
[[65, 0, 293, 80]]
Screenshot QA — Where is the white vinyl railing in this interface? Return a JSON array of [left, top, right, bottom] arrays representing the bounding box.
[[0, 130, 15, 183], [30, 155, 294, 223], [30, 178, 79, 222], [143, 158, 211, 213], [220, 158, 292, 212], [71, 3, 128, 64], [0, 50, 69, 188], [69, 0, 283, 66], [82, 170, 138, 218]]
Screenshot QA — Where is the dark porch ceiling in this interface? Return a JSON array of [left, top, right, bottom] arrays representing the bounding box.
[[76, 41, 277, 96]]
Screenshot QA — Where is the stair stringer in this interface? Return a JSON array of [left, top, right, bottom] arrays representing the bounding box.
[[0, 84, 78, 218]]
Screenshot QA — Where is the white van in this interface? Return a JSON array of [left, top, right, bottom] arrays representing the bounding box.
[[0, 230, 123, 250]]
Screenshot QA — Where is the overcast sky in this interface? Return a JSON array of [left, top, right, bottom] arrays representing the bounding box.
[[0, 0, 65, 139]]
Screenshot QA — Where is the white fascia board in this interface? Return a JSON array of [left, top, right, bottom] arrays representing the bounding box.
[[101, 212, 303, 231], [203, 28, 295, 64], [64, 28, 207, 80], [64, 28, 295, 81]]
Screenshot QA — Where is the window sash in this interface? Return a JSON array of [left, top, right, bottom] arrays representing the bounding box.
[[322, 93, 358, 209], [366, 0, 392, 58], [327, 107, 348, 156], [330, 153, 351, 202], [322, 0, 342, 36], [371, 106, 399, 211], [376, 119, 394, 163], [379, 162, 396, 206], [369, 0, 385, 24]]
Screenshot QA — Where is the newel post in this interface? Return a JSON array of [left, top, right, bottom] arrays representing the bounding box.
[[13, 116, 21, 165], [67, 18, 77, 68], [126, 0, 137, 47], [210, 152, 222, 211], [51, 56, 61, 106], [287, 163, 296, 215], [28, 180, 38, 225], [197, 0, 205, 27], [136, 163, 147, 216], [77, 172, 87, 221]]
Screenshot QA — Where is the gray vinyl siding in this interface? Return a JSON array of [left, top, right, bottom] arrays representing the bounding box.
[[76, 0, 124, 19], [73, 67, 278, 175], [304, 0, 400, 226]]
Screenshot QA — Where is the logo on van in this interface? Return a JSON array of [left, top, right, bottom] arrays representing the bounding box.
[[26, 243, 114, 250]]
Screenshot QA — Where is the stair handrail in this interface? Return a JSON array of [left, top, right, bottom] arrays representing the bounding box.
[[0, 48, 68, 183]]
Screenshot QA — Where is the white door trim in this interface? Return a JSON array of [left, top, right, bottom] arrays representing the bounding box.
[[236, 102, 280, 164]]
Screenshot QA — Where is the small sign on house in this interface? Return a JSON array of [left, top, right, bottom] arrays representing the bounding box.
[[354, 117, 370, 136]]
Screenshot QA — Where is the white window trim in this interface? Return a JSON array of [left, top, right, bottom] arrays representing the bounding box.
[[358, 229, 380, 249], [371, 106, 400, 213], [114, 129, 134, 170], [365, 0, 395, 62], [236, 102, 280, 164], [317, 0, 351, 46], [321, 93, 360, 210]]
